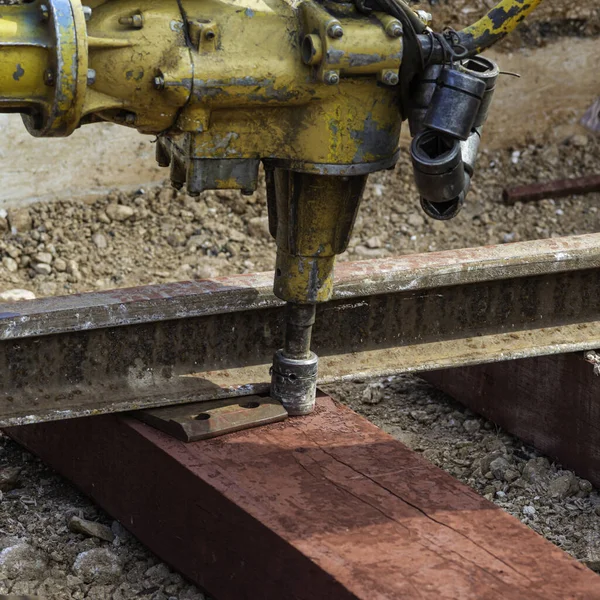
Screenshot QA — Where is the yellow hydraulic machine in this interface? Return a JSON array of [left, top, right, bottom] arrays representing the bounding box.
[[0, 0, 542, 414]]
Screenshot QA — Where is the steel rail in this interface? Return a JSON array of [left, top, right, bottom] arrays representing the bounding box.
[[1, 233, 600, 425]]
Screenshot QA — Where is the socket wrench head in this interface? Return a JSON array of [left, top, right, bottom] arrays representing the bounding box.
[[411, 130, 466, 220], [423, 67, 486, 141]]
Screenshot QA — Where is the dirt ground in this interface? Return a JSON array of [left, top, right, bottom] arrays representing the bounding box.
[[0, 1, 599, 598]]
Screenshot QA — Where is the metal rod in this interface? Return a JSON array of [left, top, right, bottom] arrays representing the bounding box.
[[503, 174, 600, 205], [283, 303, 316, 360]]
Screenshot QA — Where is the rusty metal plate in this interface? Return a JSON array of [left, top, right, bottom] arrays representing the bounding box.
[[134, 395, 287, 442]]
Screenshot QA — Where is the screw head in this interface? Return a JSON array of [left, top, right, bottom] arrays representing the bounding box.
[[43, 69, 55, 87], [327, 23, 343, 39], [324, 71, 339, 85], [382, 71, 399, 86], [153, 75, 165, 90], [387, 22, 402, 38]]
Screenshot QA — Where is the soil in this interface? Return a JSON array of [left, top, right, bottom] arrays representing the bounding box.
[[0, 1, 599, 598]]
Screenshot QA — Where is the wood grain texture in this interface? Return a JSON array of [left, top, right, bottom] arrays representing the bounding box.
[[424, 352, 600, 487], [7, 393, 600, 599]]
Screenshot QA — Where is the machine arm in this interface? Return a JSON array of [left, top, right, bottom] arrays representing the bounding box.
[[0, 0, 543, 415]]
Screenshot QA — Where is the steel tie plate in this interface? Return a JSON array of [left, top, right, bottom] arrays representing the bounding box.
[[134, 395, 288, 442]]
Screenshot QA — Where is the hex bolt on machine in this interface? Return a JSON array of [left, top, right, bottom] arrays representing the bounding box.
[[0, 0, 542, 415]]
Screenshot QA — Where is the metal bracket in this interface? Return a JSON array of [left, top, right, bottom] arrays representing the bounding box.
[[133, 395, 288, 442]]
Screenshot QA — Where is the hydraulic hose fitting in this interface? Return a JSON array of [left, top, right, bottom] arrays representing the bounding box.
[[411, 130, 465, 220]]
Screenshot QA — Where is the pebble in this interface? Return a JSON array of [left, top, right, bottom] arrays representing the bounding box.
[[68, 516, 115, 542], [72, 548, 122, 584], [548, 473, 579, 499], [0, 467, 21, 491], [571, 134, 589, 147], [0, 543, 48, 580], [33, 262, 52, 275], [523, 505, 536, 517], [463, 419, 480, 433], [489, 456, 512, 481], [521, 456, 550, 483], [0, 288, 35, 302], [407, 213, 425, 228], [54, 257, 67, 272], [34, 252, 52, 264], [92, 232, 108, 249], [1, 257, 17, 272], [6, 208, 32, 232], [365, 236, 382, 249], [247, 216, 271, 240], [361, 384, 384, 405], [106, 203, 135, 222]]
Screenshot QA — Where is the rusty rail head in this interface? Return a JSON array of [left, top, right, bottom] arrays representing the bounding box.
[[1, 233, 600, 341], [1, 233, 600, 425]]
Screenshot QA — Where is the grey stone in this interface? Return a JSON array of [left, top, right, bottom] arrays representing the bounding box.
[[247, 216, 271, 240], [489, 456, 511, 481], [522, 505, 536, 517], [34, 251, 53, 264], [365, 236, 382, 249], [463, 419, 480, 434], [7, 208, 32, 232], [106, 203, 135, 222], [69, 516, 115, 542], [2, 257, 17, 273], [521, 457, 550, 484], [33, 262, 52, 275], [0, 467, 21, 491], [0, 288, 35, 301], [54, 258, 67, 272], [407, 213, 425, 228], [0, 543, 48, 580], [92, 233, 108, 249], [73, 548, 122, 584], [548, 473, 579, 500]]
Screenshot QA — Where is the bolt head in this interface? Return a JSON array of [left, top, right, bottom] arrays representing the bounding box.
[[40, 4, 49, 21], [82, 6, 92, 21], [153, 75, 165, 90], [86, 68, 96, 86], [124, 113, 136, 125], [382, 71, 399, 86], [388, 22, 402, 38], [327, 23, 343, 39], [324, 71, 339, 85]]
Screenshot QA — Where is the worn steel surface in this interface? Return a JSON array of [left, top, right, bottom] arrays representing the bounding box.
[[8, 393, 600, 600], [0, 234, 599, 425], [136, 395, 287, 442]]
